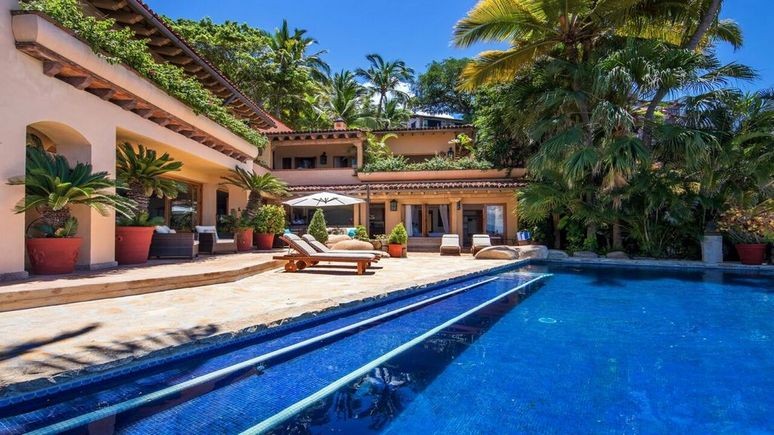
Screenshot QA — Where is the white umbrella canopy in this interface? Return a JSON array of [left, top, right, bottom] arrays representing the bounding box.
[[283, 191, 364, 208]]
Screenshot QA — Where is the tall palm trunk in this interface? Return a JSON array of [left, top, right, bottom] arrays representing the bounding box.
[[612, 219, 623, 250], [552, 213, 562, 249], [642, 0, 722, 148], [126, 182, 150, 214], [245, 191, 262, 220]]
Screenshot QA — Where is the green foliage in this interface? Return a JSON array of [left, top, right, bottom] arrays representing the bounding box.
[[220, 209, 252, 232], [8, 146, 133, 237], [117, 212, 165, 227], [364, 132, 396, 164], [413, 58, 475, 120], [21, 0, 267, 148], [387, 223, 408, 245], [361, 155, 493, 173], [254, 204, 286, 234], [307, 209, 328, 244], [221, 167, 288, 219], [34, 216, 78, 238], [353, 225, 369, 242], [116, 143, 184, 214], [356, 54, 414, 120]]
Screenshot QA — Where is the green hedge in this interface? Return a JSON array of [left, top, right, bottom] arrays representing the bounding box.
[[21, 0, 267, 149], [361, 155, 493, 173]]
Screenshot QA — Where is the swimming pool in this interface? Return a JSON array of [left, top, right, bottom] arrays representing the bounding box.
[[0, 262, 771, 434]]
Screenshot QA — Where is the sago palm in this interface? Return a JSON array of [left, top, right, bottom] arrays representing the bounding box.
[[8, 146, 133, 236], [116, 143, 184, 214], [220, 167, 288, 219]]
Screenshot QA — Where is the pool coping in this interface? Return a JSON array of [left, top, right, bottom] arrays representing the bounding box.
[[0, 260, 527, 408], [544, 257, 774, 275]]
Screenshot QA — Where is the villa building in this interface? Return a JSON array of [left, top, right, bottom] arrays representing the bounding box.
[[0, 0, 523, 280]]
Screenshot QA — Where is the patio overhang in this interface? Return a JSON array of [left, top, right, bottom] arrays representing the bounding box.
[[12, 11, 259, 163]]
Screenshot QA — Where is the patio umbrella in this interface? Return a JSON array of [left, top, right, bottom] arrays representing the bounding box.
[[283, 191, 364, 208]]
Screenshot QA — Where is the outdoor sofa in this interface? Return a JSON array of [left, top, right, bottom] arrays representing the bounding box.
[[149, 226, 198, 259], [275, 233, 378, 275], [471, 234, 493, 256]]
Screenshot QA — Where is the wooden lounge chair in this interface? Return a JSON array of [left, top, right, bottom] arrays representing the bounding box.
[[195, 226, 237, 255], [471, 234, 492, 256], [301, 234, 389, 258], [275, 234, 377, 275], [440, 234, 461, 256]]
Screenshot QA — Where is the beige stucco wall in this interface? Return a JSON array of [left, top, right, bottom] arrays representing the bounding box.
[[272, 142, 360, 169], [383, 131, 460, 158], [0, 1, 255, 278]]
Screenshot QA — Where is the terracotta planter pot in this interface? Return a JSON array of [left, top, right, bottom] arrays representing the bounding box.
[[254, 233, 275, 250], [26, 237, 82, 275], [236, 228, 254, 251], [735, 243, 766, 265], [388, 243, 404, 258], [115, 226, 155, 265]]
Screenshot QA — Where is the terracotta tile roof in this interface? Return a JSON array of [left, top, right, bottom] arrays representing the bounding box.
[[266, 124, 475, 137], [373, 124, 474, 133], [286, 180, 525, 193]]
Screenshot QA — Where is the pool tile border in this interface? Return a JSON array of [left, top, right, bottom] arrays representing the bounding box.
[[544, 257, 774, 275]]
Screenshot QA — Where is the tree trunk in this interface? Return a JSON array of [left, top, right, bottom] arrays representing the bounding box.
[[552, 213, 562, 249], [126, 182, 150, 215], [244, 191, 262, 220], [40, 206, 71, 230], [642, 0, 722, 149], [612, 219, 623, 250]]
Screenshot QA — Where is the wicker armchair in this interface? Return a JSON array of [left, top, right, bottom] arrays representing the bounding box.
[[197, 232, 237, 254]]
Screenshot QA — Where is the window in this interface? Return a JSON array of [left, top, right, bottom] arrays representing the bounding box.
[[281, 157, 292, 169], [333, 156, 351, 168], [294, 157, 316, 169], [485, 205, 504, 236], [145, 180, 201, 232]]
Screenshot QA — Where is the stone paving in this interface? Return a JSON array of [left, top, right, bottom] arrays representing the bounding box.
[[0, 253, 513, 392]]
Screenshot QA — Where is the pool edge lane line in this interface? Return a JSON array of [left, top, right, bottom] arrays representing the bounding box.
[[27, 276, 502, 435], [240, 273, 552, 435]]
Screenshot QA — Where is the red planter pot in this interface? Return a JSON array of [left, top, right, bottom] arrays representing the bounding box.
[[236, 228, 254, 251], [115, 226, 155, 265], [388, 243, 404, 258], [254, 233, 275, 251], [26, 237, 82, 275], [735, 243, 766, 265]]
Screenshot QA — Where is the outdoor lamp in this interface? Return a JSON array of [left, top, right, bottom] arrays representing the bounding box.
[[390, 199, 398, 211], [447, 147, 454, 157]]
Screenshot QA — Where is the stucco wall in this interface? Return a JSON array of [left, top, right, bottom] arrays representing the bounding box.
[[0, 0, 255, 277], [383, 131, 459, 157]]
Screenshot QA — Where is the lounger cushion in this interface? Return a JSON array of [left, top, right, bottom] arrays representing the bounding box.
[[195, 225, 218, 242], [440, 234, 460, 247], [331, 240, 375, 251]]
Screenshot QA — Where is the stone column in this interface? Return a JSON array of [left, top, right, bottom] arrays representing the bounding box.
[[201, 182, 219, 226]]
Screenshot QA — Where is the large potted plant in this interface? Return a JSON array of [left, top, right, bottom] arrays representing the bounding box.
[[254, 204, 286, 250], [221, 167, 288, 220], [219, 210, 253, 252], [387, 223, 408, 258], [115, 143, 183, 264], [717, 203, 772, 265], [8, 146, 132, 274]]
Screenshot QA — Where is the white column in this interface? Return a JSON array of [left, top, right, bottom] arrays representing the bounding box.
[[0, 122, 29, 280]]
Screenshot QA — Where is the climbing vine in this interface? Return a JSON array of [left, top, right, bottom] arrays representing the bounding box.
[[20, 0, 268, 149]]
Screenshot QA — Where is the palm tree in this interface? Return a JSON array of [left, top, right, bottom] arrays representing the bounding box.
[[9, 146, 133, 235], [355, 54, 414, 118], [324, 70, 367, 125], [116, 143, 184, 215], [267, 20, 330, 83], [220, 167, 288, 219]]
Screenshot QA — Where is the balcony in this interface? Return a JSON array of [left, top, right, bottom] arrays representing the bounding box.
[[273, 168, 360, 186], [357, 168, 525, 182]]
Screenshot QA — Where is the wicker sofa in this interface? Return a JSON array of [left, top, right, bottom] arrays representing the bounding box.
[[149, 232, 198, 259], [195, 226, 237, 254]]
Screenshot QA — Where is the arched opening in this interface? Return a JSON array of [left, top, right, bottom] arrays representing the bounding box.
[[24, 121, 98, 269]]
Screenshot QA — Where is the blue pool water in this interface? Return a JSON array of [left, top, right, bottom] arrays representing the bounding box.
[[0, 263, 771, 434]]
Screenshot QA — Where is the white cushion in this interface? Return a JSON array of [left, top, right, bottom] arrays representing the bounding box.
[[155, 225, 171, 234], [195, 226, 216, 234], [168, 229, 176, 234]]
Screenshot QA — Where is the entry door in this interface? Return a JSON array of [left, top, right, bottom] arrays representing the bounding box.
[[462, 209, 484, 246], [369, 203, 385, 236]]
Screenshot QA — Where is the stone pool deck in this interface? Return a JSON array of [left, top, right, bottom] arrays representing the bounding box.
[[0, 254, 513, 393]]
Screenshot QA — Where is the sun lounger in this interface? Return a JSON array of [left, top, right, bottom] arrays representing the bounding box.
[[471, 234, 492, 255], [301, 234, 389, 258], [440, 234, 461, 256], [275, 234, 378, 275]]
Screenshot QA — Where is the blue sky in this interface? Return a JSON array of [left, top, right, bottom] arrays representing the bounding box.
[[149, 0, 773, 91]]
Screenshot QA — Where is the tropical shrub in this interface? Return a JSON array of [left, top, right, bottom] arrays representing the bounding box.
[[360, 155, 493, 173], [116, 212, 165, 227], [8, 146, 133, 237], [717, 202, 774, 244], [353, 225, 369, 242], [307, 208, 328, 243], [387, 223, 408, 245], [254, 204, 286, 234], [220, 210, 252, 233], [116, 143, 184, 215], [20, 0, 267, 148]]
